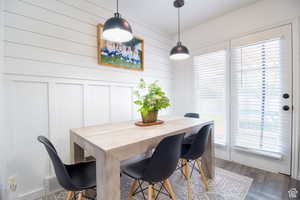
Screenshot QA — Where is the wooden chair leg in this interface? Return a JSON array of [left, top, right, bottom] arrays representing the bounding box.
[[163, 179, 176, 200], [77, 191, 84, 200], [148, 184, 154, 200], [66, 191, 74, 200], [180, 159, 187, 178], [183, 159, 189, 178], [128, 180, 138, 200], [152, 185, 157, 199], [182, 159, 190, 179], [196, 159, 209, 191], [185, 160, 192, 200]]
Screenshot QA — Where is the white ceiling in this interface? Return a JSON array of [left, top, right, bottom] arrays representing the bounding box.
[[100, 0, 260, 35]]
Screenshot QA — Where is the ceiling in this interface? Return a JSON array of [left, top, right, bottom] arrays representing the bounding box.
[[100, 0, 260, 35]]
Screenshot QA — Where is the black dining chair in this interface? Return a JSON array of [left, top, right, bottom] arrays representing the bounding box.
[[123, 133, 184, 200], [183, 112, 200, 144], [179, 124, 212, 191], [184, 113, 200, 119], [38, 136, 96, 200]]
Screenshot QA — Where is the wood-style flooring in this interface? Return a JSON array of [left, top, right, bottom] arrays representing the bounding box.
[[216, 158, 300, 200]]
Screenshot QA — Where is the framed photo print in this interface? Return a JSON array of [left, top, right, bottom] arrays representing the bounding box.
[[97, 24, 144, 71]]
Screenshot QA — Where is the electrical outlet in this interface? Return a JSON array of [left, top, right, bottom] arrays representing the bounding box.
[[8, 176, 17, 192]]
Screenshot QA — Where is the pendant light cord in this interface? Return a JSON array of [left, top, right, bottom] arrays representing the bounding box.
[[178, 8, 181, 43], [116, 0, 119, 13]]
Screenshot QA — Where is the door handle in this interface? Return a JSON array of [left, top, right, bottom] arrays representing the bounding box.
[[282, 93, 290, 99], [283, 105, 290, 111]]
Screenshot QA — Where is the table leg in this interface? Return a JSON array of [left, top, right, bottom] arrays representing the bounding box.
[[201, 123, 215, 179], [96, 150, 120, 200], [70, 134, 85, 163]]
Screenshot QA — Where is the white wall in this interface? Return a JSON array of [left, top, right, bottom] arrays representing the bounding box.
[[172, 59, 193, 115], [0, 0, 6, 198], [3, 0, 173, 199], [182, 0, 300, 50], [173, 0, 300, 178]]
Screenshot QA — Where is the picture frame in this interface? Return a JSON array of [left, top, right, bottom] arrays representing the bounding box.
[[97, 24, 144, 71]]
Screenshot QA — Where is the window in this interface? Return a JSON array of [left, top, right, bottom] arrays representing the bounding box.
[[231, 38, 284, 154], [193, 50, 227, 145]]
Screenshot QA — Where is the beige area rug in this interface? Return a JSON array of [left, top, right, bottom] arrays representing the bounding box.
[[47, 168, 252, 200]]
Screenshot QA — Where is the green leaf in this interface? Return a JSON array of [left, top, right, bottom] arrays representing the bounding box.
[[134, 79, 171, 114]]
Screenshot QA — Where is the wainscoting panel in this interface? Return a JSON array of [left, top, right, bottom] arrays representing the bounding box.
[[86, 85, 110, 126], [110, 86, 133, 122], [132, 99, 141, 121], [52, 83, 84, 163], [10, 81, 49, 195]]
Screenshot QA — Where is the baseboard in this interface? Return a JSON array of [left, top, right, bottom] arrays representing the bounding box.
[[17, 176, 62, 200], [17, 188, 44, 200]]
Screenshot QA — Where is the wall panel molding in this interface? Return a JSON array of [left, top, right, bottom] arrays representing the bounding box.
[[5, 72, 172, 199]]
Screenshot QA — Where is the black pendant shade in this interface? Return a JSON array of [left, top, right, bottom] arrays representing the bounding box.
[[170, 41, 190, 60], [103, 1, 133, 43], [170, 0, 190, 60]]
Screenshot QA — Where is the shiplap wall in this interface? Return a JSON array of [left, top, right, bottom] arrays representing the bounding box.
[[3, 0, 173, 199], [0, 0, 5, 198]]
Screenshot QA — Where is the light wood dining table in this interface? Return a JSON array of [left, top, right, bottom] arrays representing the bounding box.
[[70, 115, 215, 200]]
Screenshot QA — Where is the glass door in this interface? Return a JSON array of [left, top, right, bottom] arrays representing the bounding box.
[[230, 25, 293, 174]]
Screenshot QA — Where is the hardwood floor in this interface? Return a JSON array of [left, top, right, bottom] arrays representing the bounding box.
[[216, 158, 300, 200]]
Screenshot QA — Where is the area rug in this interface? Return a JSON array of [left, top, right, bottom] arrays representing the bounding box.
[[47, 168, 252, 200]]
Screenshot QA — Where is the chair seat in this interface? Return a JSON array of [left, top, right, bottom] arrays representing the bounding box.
[[123, 158, 150, 180], [66, 161, 96, 190]]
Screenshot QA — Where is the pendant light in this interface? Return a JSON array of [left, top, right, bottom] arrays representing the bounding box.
[[103, 0, 133, 43], [170, 0, 190, 60]]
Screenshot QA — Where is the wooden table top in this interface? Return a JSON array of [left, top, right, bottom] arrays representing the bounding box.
[[71, 115, 213, 152]]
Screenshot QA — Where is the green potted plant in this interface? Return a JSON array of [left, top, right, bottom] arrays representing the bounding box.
[[134, 79, 170, 123]]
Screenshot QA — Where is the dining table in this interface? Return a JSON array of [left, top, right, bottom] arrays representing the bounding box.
[[70, 115, 215, 200]]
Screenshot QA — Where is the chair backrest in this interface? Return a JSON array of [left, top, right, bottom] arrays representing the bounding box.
[[184, 113, 200, 119], [143, 133, 184, 183], [184, 124, 212, 160], [37, 136, 76, 191]]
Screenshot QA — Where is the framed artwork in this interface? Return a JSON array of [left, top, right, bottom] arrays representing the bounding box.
[[97, 24, 144, 71]]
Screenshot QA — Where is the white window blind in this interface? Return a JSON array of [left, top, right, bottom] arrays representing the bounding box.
[[193, 50, 227, 145], [231, 38, 284, 154]]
